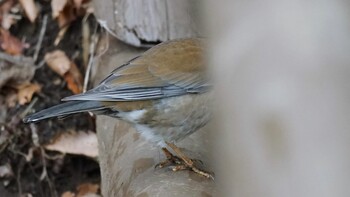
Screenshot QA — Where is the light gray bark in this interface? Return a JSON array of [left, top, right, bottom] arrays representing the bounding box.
[[93, 0, 202, 47]]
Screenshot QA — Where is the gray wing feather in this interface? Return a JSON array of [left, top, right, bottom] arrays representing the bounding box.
[[62, 72, 210, 102], [62, 44, 210, 102]]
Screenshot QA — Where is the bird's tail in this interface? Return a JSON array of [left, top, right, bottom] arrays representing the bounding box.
[[23, 101, 106, 123]]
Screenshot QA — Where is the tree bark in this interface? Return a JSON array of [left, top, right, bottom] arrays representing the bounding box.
[[93, 0, 202, 47]]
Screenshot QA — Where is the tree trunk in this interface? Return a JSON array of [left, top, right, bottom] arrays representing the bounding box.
[[93, 0, 202, 47]]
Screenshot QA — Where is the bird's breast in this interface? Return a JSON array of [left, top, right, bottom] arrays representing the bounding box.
[[115, 92, 212, 145]]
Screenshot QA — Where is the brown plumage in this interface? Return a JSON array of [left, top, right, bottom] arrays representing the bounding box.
[[24, 38, 213, 179]]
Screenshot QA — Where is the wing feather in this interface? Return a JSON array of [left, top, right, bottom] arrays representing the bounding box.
[[62, 38, 210, 102]]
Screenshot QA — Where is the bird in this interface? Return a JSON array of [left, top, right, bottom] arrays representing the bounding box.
[[24, 38, 213, 179]]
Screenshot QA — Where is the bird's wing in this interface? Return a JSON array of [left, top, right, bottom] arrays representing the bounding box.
[[62, 38, 210, 102]]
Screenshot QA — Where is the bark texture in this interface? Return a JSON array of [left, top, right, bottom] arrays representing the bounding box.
[[93, 0, 202, 47]]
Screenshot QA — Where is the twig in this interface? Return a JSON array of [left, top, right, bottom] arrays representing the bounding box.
[[20, 97, 38, 118], [30, 123, 39, 147], [83, 26, 98, 93], [16, 160, 24, 197], [82, 13, 91, 68], [96, 27, 110, 58], [33, 15, 48, 62], [40, 148, 58, 197], [54, 25, 69, 46], [97, 19, 119, 39], [39, 148, 47, 181], [34, 58, 46, 69], [43, 151, 65, 160]]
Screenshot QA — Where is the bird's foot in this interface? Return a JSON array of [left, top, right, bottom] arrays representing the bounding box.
[[169, 162, 214, 180], [155, 147, 183, 169], [155, 144, 214, 180]]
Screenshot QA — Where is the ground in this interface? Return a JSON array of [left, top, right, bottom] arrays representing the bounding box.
[[0, 0, 101, 196]]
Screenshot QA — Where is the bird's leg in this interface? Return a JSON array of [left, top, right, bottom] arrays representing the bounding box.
[[165, 142, 214, 180], [155, 147, 183, 169]]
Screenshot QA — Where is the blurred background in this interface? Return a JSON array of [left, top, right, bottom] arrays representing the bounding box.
[[1, 0, 350, 196]]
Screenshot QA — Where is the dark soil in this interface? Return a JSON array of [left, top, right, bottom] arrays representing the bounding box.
[[0, 0, 100, 196]]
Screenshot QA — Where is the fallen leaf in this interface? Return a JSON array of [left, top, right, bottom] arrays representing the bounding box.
[[19, 0, 38, 23], [0, 28, 28, 55], [64, 73, 81, 94], [2, 13, 17, 29], [73, 0, 84, 9], [52, 0, 91, 28], [61, 191, 75, 197], [44, 131, 98, 158], [0, 164, 13, 178], [16, 83, 41, 105], [57, 1, 76, 28], [61, 192, 74, 197], [64, 62, 83, 94], [51, 0, 68, 18], [51, 0, 76, 28], [0, 0, 17, 29], [44, 50, 83, 94], [45, 50, 71, 76], [77, 183, 99, 197], [54, 25, 68, 46]]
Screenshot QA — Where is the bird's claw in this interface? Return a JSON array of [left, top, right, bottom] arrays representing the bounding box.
[[155, 156, 182, 169], [155, 147, 214, 180]]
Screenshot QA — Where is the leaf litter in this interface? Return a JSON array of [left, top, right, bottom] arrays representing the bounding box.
[[0, 0, 100, 196]]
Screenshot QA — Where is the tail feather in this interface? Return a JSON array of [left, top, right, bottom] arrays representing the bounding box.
[[23, 101, 105, 123]]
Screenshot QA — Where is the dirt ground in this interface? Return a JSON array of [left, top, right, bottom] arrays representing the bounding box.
[[0, 0, 101, 196]]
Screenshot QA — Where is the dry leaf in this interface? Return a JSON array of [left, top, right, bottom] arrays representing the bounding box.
[[51, 0, 68, 18], [0, 28, 27, 55], [77, 183, 99, 197], [44, 131, 98, 158], [44, 50, 83, 94], [2, 13, 16, 29], [0, 164, 13, 178], [52, 0, 91, 28], [64, 72, 81, 94], [45, 50, 71, 76], [16, 83, 41, 105], [19, 0, 38, 23], [52, 0, 75, 28], [61, 191, 75, 197], [73, 0, 84, 9], [64, 62, 83, 94], [57, 1, 76, 28], [0, 0, 16, 29], [54, 25, 68, 46]]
